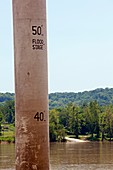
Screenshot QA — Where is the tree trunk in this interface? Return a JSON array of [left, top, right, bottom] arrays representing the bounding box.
[[101, 131, 104, 141]]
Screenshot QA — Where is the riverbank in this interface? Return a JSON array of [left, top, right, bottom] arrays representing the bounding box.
[[0, 123, 113, 143], [65, 137, 88, 142], [0, 137, 15, 143], [65, 134, 113, 142], [0, 124, 15, 143]]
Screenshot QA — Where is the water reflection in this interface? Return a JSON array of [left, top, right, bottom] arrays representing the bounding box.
[[0, 142, 113, 169], [0, 144, 15, 169], [50, 142, 113, 169]]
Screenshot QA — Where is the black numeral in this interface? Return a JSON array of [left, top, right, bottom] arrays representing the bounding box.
[[34, 112, 45, 121], [32, 26, 42, 35]]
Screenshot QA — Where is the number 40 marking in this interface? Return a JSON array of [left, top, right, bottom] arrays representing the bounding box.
[[34, 112, 45, 121]]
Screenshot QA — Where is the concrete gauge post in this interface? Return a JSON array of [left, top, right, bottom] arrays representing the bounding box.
[[12, 0, 49, 169]]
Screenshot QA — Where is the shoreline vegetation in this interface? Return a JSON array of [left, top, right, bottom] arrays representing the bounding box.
[[0, 124, 113, 144], [0, 123, 113, 144], [49, 101, 113, 142], [0, 124, 15, 143], [1, 88, 113, 143]]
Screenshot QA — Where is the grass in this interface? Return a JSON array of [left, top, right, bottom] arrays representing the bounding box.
[[0, 124, 15, 143]]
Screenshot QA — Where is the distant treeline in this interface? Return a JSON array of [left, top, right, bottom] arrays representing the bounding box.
[[1, 88, 113, 109], [49, 88, 113, 109], [0, 92, 14, 103]]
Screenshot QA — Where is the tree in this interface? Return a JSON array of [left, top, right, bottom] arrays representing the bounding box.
[[69, 104, 81, 138], [0, 111, 3, 135], [3, 100, 15, 124], [86, 101, 100, 138], [49, 108, 66, 142], [105, 105, 113, 141], [59, 107, 70, 130], [99, 112, 107, 141], [80, 105, 89, 135], [91, 101, 100, 138], [49, 109, 59, 142]]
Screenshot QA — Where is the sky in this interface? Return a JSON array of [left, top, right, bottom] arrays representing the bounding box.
[[0, 0, 113, 93]]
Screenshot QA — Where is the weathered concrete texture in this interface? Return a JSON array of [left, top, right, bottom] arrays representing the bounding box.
[[12, 0, 49, 169]]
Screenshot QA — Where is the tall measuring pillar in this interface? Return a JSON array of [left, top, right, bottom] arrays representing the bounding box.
[[12, 0, 49, 169]]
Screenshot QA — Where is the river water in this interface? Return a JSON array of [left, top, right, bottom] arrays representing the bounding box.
[[0, 142, 113, 170]]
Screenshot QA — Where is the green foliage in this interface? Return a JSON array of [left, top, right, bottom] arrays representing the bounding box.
[[49, 109, 66, 142], [3, 100, 15, 123], [99, 112, 107, 141], [86, 135, 100, 141], [0, 100, 15, 124], [0, 123, 15, 143], [68, 104, 81, 138], [0, 136, 15, 143], [1, 89, 113, 142], [49, 88, 113, 109], [105, 105, 113, 141], [0, 111, 3, 135], [88, 101, 100, 138], [49, 101, 113, 142], [0, 92, 14, 103]]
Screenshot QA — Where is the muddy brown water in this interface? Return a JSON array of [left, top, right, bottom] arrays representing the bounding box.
[[0, 142, 113, 169]]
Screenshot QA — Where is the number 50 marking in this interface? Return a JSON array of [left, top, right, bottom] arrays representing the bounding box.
[[32, 26, 42, 36]]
